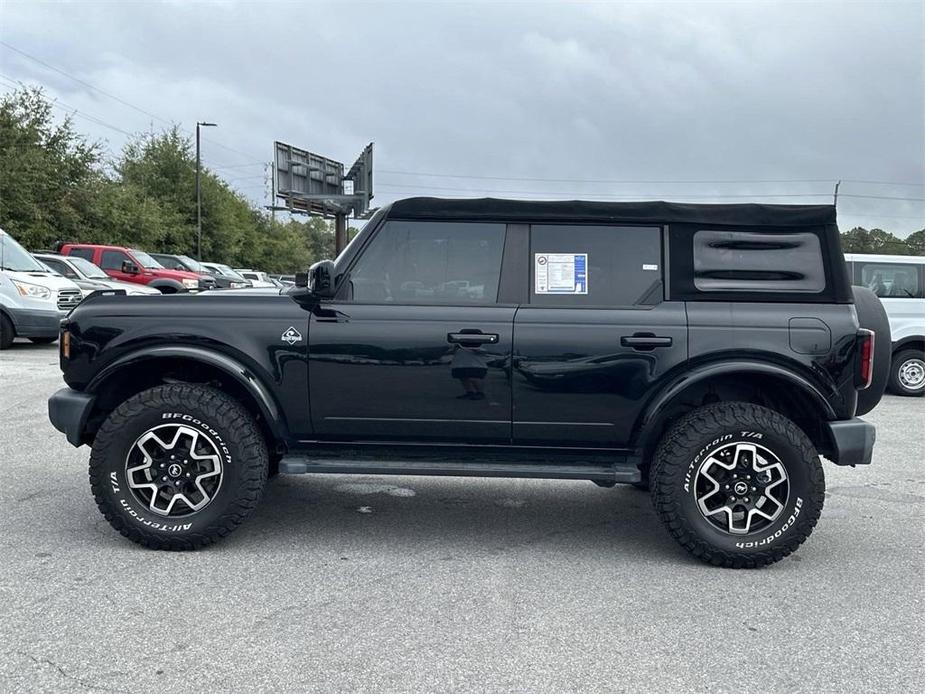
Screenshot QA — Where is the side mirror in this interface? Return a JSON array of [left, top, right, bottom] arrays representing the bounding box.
[[307, 259, 336, 298], [122, 260, 140, 274]]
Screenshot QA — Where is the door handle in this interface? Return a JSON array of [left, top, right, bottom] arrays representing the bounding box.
[[621, 335, 673, 349], [447, 332, 499, 345]]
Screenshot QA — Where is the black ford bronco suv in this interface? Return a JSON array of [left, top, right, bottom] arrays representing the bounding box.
[[48, 198, 889, 567]]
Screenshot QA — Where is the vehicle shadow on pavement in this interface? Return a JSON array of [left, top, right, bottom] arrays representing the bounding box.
[[225, 475, 692, 564]]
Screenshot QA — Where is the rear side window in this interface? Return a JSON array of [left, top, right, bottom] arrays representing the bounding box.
[[346, 221, 506, 304], [100, 250, 130, 270], [856, 261, 922, 298], [68, 247, 95, 262], [693, 230, 824, 293], [530, 225, 662, 307], [41, 257, 77, 278]]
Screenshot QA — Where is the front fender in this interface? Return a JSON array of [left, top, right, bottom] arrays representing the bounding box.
[[86, 345, 285, 440], [147, 279, 185, 293]]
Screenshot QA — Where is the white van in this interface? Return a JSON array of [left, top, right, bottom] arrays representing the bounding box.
[[0, 229, 83, 349], [845, 252, 925, 396]]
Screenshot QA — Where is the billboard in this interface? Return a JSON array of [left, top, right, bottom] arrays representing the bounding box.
[[273, 141, 345, 216], [345, 143, 374, 217]]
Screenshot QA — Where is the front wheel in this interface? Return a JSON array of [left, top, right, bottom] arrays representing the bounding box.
[[650, 402, 824, 568], [89, 384, 268, 549], [888, 349, 925, 396]]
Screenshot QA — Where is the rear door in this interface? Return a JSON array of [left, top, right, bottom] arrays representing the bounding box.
[[513, 224, 688, 447], [308, 220, 516, 443]]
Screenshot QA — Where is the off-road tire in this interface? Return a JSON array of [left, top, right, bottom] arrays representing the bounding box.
[[0, 313, 14, 349], [28, 336, 58, 345], [650, 402, 825, 568], [89, 384, 268, 550], [888, 348, 925, 397]]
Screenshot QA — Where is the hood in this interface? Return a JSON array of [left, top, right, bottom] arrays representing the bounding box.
[[102, 278, 161, 294], [2, 269, 83, 292]]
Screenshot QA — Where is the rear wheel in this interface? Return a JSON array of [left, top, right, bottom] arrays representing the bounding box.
[[889, 349, 925, 396], [0, 313, 14, 349], [651, 402, 824, 568], [89, 384, 268, 549]]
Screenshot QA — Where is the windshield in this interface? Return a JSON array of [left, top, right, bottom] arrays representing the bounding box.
[[69, 256, 109, 279], [217, 264, 247, 281], [130, 250, 164, 269], [178, 255, 204, 272], [0, 232, 46, 272]]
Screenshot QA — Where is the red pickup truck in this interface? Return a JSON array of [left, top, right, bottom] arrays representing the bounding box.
[[59, 244, 204, 293]]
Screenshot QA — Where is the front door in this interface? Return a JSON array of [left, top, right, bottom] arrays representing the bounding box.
[[513, 224, 688, 447], [309, 220, 515, 443]]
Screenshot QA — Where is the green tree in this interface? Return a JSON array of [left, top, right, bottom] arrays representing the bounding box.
[[904, 229, 925, 255], [0, 86, 104, 249], [841, 227, 912, 255]]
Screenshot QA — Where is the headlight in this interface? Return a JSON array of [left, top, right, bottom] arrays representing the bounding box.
[[182, 278, 199, 289], [231, 282, 245, 288], [12, 280, 52, 300]]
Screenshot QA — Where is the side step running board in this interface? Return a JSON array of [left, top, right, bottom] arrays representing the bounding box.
[[278, 457, 640, 483]]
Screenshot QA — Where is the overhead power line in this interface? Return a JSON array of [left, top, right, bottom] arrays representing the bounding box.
[[380, 169, 925, 188], [0, 40, 265, 163]]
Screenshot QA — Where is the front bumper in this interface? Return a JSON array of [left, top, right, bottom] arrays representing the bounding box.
[[48, 387, 95, 447], [826, 417, 876, 466], [8, 307, 67, 338]]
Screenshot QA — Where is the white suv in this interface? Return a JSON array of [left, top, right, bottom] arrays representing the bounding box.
[[1, 229, 83, 349], [845, 252, 925, 396]]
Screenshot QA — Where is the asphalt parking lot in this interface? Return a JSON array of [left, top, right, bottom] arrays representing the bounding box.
[[1, 340, 922, 693]]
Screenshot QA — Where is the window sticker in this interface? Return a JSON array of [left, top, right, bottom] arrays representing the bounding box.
[[535, 253, 588, 294]]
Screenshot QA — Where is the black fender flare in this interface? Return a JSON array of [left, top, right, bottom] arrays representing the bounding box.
[[148, 279, 186, 293], [86, 345, 286, 441], [633, 359, 837, 455], [852, 286, 890, 416]]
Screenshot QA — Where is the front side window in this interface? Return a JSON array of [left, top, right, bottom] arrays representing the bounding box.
[[530, 225, 662, 307], [858, 262, 922, 298], [100, 250, 131, 270], [40, 257, 78, 278], [346, 221, 506, 304]]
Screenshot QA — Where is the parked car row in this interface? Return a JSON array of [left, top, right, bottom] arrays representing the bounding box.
[[1, 229, 293, 348]]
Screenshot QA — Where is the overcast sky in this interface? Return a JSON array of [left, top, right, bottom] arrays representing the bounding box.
[[1, 0, 923, 234]]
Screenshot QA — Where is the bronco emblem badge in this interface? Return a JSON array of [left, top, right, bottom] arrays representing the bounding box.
[[281, 327, 302, 345]]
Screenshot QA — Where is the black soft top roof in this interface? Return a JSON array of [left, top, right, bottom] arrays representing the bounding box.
[[386, 197, 836, 227]]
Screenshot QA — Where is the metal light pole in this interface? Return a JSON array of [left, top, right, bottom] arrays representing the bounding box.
[[196, 121, 217, 259]]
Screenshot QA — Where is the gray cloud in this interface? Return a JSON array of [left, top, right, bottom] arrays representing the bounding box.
[[1, 0, 922, 233]]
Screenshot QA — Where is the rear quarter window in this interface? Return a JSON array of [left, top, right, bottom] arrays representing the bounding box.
[[67, 247, 95, 262], [693, 230, 825, 293]]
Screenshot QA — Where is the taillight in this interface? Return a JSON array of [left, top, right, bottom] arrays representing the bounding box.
[[856, 329, 874, 389], [61, 328, 71, 359]]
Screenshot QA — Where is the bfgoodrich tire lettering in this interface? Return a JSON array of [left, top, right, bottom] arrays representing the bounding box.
[[651, 402, 825, 568], [89, 384, 268, 549]]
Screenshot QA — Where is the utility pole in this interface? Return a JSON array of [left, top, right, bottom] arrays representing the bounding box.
[[335, 213, 347, 256], [196, 121, 217, 259], [833, 179, 841, 207]]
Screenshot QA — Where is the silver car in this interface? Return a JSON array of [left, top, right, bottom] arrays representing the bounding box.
[[35, 254, 160, 297]]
